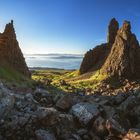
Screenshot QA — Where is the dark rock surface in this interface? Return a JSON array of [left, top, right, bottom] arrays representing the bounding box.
[[107, 18, 119, 44], [80, 43, 110, 74], [79, 18, 118, 74]]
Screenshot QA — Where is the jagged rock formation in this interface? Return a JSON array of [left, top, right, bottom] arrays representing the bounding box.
[[107, 18, 119, 44], [80, 18, 119, 74], [80, 43, 110, 74], [101, 21, 140, 78], [0, 20, 30, 77], [80, 18, 140, 79]]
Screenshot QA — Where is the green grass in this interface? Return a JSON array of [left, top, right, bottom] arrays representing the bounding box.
[[0, 66, 34, 88], [31, 68, 110, 94]]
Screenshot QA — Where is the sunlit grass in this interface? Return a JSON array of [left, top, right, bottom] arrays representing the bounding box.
[[31, 68, 109, 93]]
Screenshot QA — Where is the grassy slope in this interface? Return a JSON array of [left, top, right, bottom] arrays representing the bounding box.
[[31, 68, 108, 93], [0, 66, 120, 94], [0, 66, 34, 88]]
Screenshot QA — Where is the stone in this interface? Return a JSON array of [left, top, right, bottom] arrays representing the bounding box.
[[106, 118, 126, 136], [112, 93, 128, 105], [123, 129, 140, 140], [107, 18, 119, 44], [33, 88, 53, 106], [35, 129, 56, 140], [56, 95, 73, 111], [0, 93, 15, 118], [118, 95, 137, 111], [34, 107, 58, 126], [77, 129, 88, 136], [93, 116, 107, 136], [70, 102, 100, 125]]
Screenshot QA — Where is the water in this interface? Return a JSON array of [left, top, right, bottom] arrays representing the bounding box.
[[24, 54, 83, 70]]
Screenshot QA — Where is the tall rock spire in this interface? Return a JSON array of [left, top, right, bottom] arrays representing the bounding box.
[[101, 20, 140, 78], [3, 20, 16, 38], [80, 19, 140, 79], [107, 18, 119, 44], [0, 20, 30, 77]]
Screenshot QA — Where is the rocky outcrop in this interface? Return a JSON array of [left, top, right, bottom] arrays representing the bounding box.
[[80, 43, 110, 74], [107, 18, 119, 44], [0, 20, 30, 77], [80, 19, 140, 79], [101, 21, 140, 78], [80, 18, 119, 74]]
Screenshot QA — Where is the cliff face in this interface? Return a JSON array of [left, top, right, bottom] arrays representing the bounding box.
[[101, 21, 140, 78], [107, 18, 119, 44], [0, 20, 30, 77], [80, 19, 140, 79], [80, 18, 119, 74]]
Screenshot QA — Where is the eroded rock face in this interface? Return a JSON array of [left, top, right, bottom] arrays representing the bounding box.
[[107, 18, 119, 44], [101, 21, 140, 78], [79, 18, 118, 74], [0, 20, 30, 77], [80, 19, 140, 79], [80, 43, 110, 74]]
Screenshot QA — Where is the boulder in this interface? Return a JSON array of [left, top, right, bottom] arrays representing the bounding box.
[[118, 95, 137, 111], [93, 116, 108, 136], [34, 107, 59, 126], [56, 95, 73, 111], [106, 118, 126, 137], [33, 88, 54, 106], [35, 129, 56, 140], [70, 102, 100, 125]]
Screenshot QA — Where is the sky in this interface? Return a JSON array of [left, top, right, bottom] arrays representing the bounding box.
[[0, 0, 140, 54]]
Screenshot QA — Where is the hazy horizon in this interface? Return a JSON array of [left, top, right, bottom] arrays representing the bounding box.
[[0, 0, 140, 54]]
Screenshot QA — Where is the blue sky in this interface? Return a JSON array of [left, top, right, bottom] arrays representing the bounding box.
[[0, 0, 140, 54]]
